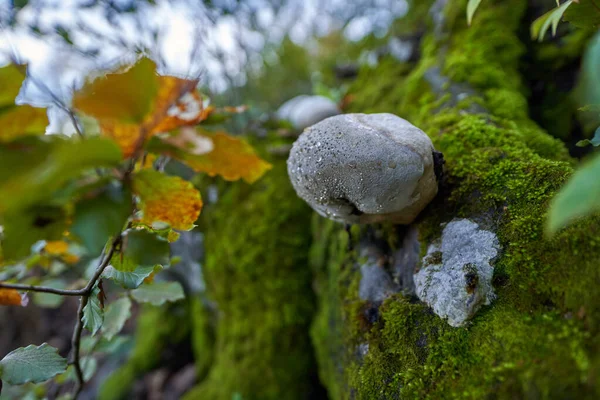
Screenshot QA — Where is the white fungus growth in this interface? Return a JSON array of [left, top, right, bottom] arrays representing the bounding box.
[[286, 113, 438, 224], [414, 219, 500, 327], [277, 95, 341, 131]]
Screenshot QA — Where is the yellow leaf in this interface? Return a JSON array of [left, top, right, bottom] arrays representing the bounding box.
[[43, 240, 80, 264], [180, 131, 272, 183], [44, 240, 69, 255], [163, 127, 214, 155], [0, 64, 48, 141], [0, 288, 26, 306], [133, 169, 202, 230]]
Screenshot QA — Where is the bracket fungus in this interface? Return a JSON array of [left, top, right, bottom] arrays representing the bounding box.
[[287, 113, 439, 224]]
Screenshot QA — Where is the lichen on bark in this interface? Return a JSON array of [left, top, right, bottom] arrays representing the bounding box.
[[310, 0, 600, 398]]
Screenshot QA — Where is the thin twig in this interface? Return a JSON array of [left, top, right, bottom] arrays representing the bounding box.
[[0, 282, 86, 296], [66, 110, 85, 139], [69, 234, 121, 399], [71, 295, 88, 397]]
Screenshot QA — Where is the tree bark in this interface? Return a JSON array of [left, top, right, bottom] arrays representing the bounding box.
[[310, 0, 600, 398]]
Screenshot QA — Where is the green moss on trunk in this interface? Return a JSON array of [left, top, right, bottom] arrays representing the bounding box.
[[311, 0, 600, 398], [184, 160, 320, 400]]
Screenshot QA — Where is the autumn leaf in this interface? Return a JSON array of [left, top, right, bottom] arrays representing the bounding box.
[[44, 240, 69, 255], [73, 58, 159, 124], [43, 240, 80, 264], [188, 132, 272, 183], [0, 288, 27, 306], [133, 169, 202, 230], [0, 64, 48, 141], [73, 58, 202, 158], [147, 77, 204, 131], [149, 130, 272, 183]]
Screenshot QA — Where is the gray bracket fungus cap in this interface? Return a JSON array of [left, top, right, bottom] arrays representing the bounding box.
[[287, 113, 438, 224]]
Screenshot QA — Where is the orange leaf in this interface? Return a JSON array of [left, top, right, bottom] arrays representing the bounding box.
[[145, 76, 200, 130], [133, 169, 202, 230], [0, 288, 26, 306], [96, 121, 141, 159], [180, 131, 272, 183], [151, 91, 214, 134]]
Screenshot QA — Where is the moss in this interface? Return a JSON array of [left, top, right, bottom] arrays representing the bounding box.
[[310, 216, 351, 400], [183, 160, 320, 400], [311, 0, 600, 398], [98, 303, 191, 400], [189, 295, 215, 381]]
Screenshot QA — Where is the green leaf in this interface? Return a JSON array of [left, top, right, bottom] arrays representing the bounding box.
[[102, 265, 155, 289], [73, 58, 159, 124], [59, 356, 98, 384], [80, 356, 97, 381], [530, 0, 574, 41], [82, 287, 104, 335], [80, 335, 130, 354], [131, 281, 185, 306], [1, 204, 67, 261], [564, 0, 600, 30], [576, 126, 600, 147], [547, 153, 600, 234], [101, 297, 132, 340], [0, 136, 122, 214], [574, 31, 600, 132], [71, 183, 132, 256], [466, 0, 483, 26], [113, 230, 170, 272], [0, 343, 67, 384]]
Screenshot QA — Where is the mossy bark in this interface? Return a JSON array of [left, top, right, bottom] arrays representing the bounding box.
[[183, 160, 323, 400], [311, 0, 600, 399]]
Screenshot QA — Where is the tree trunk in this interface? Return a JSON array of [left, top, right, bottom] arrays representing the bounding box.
[[310, 0, 600, 398], [184, 160, 326, 400]]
